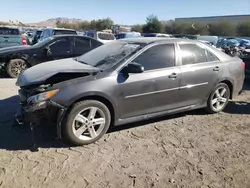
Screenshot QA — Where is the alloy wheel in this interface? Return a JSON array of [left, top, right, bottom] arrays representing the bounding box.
[[72, 107, 106, 141], [211, 87, 228, 111], [10, 60, 27, 77]]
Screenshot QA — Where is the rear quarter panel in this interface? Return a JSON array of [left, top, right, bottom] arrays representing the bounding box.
[[220, 57, 245, 97]]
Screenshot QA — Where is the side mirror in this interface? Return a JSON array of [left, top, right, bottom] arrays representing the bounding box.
[[123, 62, 144, 74]]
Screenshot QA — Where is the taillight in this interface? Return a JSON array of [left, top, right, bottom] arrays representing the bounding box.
[[22, 37, 27, 45], [241, 62, 245, 69]]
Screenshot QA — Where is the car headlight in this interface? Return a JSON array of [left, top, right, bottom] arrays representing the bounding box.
[[27, 89, 59, 104]]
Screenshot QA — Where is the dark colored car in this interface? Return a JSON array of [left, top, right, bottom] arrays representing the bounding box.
[[14, 38, 245, 146], [31, 29, 43, 45], [0, 35, 103, 78], [39, 28, 77, 42]]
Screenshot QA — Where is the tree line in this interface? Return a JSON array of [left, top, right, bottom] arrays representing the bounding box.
[[56, 15, 250, 37], [2, 14, 249, 37], [56, 18, 114, 31], [132, 15, 250, 37]]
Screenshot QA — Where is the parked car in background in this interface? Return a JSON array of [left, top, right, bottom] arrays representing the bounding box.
[[39, 28, 77, 42], [115, 32, 141, 39], [0, 35, 103, 78], [0, 26, 27, 48], [31, 29, 43, 45], [14, 38, 244, 146], [172, 34, 198, 40], [144, 33, 171, 37], [197, 35, 218, 46], [85, 31, 116, 43]]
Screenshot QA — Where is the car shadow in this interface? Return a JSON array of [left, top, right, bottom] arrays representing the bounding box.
[[224, 101, 250, 114]]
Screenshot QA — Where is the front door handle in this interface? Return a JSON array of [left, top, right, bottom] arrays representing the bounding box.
[[213, 66, 220, 71], [169, 73, 178, 79]]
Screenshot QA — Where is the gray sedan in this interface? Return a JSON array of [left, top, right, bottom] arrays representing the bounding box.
[[15, 38, 245, 146]]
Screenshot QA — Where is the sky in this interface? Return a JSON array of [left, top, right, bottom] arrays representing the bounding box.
[[1, 0, 250, 25]]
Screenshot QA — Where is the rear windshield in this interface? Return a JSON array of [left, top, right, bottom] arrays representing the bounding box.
[[54, 30, 77, 35], [86, 32, 95, 38], [0, 27, 20, 35], [97, 33, 115, 40], [144, 34, 157, 37]]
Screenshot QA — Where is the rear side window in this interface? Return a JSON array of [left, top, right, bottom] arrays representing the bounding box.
[[179, 43, 207, 65], [206, 50, 219, 61], [0, 28, 19, 35], [74, 37, 90, 54], [97, 33, 115, 40], [54, 30, 77, 35], [133, 44, 175, 71], [91, 39, 103, 48]]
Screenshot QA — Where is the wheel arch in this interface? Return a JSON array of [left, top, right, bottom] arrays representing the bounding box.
[[7, 53, 31, 66], [218, 79, 234, 99], [68, 94, 116, 126]]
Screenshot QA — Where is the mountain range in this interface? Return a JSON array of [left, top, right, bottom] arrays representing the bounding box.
[[27, 17, 83, 27]]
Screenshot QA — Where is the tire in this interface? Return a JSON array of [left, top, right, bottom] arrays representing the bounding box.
[[206, 83, 230, 113], [6, 59, 28, 78], [62, 100, 111, 146]]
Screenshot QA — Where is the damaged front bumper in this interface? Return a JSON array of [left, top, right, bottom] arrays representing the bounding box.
[[13, 99, 67, 139]]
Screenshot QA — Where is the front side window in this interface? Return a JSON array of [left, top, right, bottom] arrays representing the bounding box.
[[179, 43, 207, 65], [133, 44, 175, 71]]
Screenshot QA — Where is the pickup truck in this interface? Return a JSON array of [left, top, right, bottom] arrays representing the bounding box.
[[0, 27, 27, 48]]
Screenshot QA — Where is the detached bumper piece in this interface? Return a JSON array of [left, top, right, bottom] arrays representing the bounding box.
[[13, 100, 66, 152]]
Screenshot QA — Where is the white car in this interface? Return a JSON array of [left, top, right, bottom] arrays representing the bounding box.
[[85, 31, 116, 43]]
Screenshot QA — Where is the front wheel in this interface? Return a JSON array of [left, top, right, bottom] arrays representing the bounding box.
[[206, 83, 230, 113], [62, 100, 111, 146], [6, 59, 28, 78]]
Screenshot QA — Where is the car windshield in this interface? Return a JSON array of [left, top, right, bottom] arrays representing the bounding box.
[[76, 41, 141, 69], [32, 37, 54, 47]]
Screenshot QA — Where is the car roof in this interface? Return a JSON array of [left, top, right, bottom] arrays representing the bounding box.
[[120, 37, 192, 44]]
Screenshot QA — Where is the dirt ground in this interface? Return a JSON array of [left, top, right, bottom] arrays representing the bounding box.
[[0, 78, 249, 188]]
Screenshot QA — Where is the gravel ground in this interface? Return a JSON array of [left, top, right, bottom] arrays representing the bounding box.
[[0, 78, 249, 188]]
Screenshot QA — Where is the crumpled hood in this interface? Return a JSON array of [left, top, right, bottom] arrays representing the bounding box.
[[0, 45, 32, 54], [16, 58, 100, 87]]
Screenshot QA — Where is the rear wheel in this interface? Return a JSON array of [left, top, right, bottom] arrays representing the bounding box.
[[206, 83, 230, 113], [6, 59, 28, 78], [62, 100, 111, 146]]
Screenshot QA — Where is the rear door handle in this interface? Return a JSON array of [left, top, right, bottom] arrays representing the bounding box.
[[169, 73, 178, 79], [213, 66, 220, 71]]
